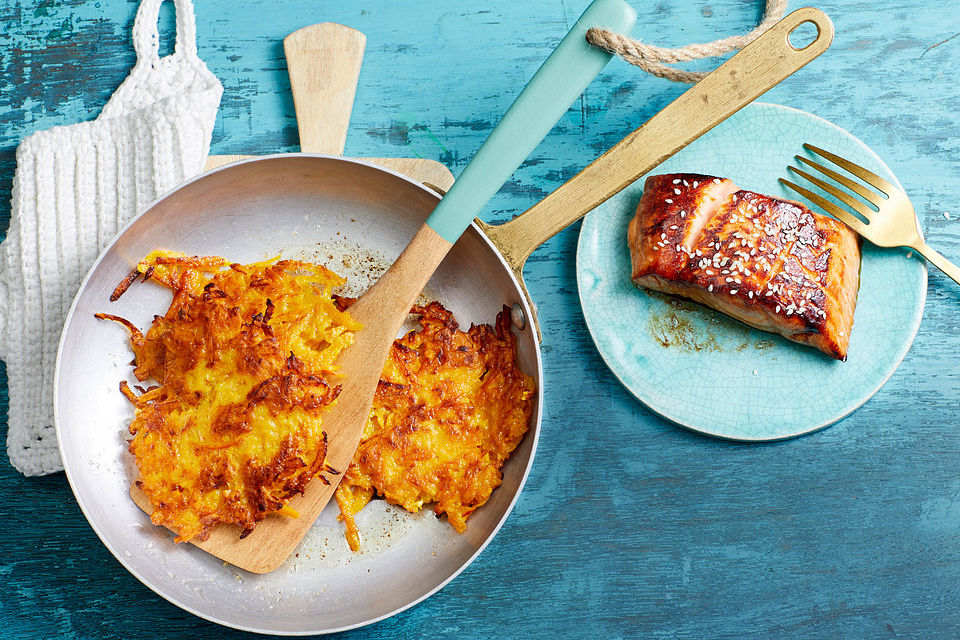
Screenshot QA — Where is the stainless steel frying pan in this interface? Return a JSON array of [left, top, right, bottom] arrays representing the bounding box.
[[56, 154, 546, 634]]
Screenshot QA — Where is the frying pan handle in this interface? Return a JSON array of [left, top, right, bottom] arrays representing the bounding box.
[[479, 8, 834, 274], [284, 23, 367, 155], [422, 0, 637, 244]]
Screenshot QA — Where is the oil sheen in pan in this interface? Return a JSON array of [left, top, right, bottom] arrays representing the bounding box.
[[280, 210, 439, 306]]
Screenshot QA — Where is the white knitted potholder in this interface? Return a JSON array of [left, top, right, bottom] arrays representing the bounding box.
[[0, 0, 222, 476]]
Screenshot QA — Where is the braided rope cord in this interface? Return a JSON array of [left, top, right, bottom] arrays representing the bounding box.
[[586, 0, 788, 83]]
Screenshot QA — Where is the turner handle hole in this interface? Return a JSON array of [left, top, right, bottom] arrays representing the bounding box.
[[788, 20, 820, 51]]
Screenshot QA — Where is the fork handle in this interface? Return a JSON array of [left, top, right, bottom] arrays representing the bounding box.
[[912, 240, 960, 286]]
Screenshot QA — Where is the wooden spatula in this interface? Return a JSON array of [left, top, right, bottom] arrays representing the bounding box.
[[156, 0, 635, 573]]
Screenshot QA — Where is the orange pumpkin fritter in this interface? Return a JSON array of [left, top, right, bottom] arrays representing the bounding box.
[[334, 302, 535, 551], [97, 251, 361, 543]]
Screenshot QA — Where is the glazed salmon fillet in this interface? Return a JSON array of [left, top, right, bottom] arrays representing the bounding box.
[[627, 173, 861, 360]]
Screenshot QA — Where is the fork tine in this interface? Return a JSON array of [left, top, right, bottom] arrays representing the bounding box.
[[788, 166, 876, 220], [795, 156, 881, 207], [803, 143, 898, 196], [779, 178, 871, 237]]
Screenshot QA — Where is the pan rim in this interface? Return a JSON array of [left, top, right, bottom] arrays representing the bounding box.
[[54, 152, 544, 635]]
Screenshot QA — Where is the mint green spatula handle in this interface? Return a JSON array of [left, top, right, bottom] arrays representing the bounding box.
[[424, 0, 636, 243]]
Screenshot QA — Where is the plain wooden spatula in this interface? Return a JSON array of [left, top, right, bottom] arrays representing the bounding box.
[[154, 0, 636, 573]]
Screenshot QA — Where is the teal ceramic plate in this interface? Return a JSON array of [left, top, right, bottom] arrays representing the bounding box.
[[576, 102, 926, 441]]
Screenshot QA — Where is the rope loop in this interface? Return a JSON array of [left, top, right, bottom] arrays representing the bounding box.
[[586, 0, 787, 83]]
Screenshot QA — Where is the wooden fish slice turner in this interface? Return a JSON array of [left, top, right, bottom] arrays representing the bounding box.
[[155, 0, 636, 573]]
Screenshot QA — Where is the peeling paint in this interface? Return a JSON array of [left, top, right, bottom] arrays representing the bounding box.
[[3, 1, 960, 638]]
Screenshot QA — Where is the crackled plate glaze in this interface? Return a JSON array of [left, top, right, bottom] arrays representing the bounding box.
[[576, 102, 926, 440]]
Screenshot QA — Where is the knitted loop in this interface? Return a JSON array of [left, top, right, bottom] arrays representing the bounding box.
[[2, 0, 222, 476], [586, 0, 788, 83], [133, 0, 199, 65]]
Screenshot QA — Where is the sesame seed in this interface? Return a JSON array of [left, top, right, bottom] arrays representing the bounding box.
[[753, 370, 758, 376], [730, 289, 738, 294], [748, 291, 753, 299], [674, 188, 681, 195], [665, 199, 673, 204], [683, 180, 689, 186], [708, 284, 714, 292], [693, 181, 699, 187], [673, 178, 681, 184], [945, 212, 951, 219], [776, 305, 781, 312]]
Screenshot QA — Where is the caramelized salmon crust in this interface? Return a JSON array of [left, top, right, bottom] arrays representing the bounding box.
[[628, 174, 861, 359], [333, 301, 535, 552], [97, 251, 361, 542]]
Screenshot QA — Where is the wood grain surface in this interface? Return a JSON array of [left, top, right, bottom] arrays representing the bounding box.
[[3, 1, 960, 638], [284, 22, 366, 155]]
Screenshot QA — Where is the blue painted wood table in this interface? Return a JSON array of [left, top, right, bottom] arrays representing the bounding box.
[[3, 0, 960, 637]]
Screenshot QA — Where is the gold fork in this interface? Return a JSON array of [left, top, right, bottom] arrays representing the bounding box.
[[780, 143, 960, 285]]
